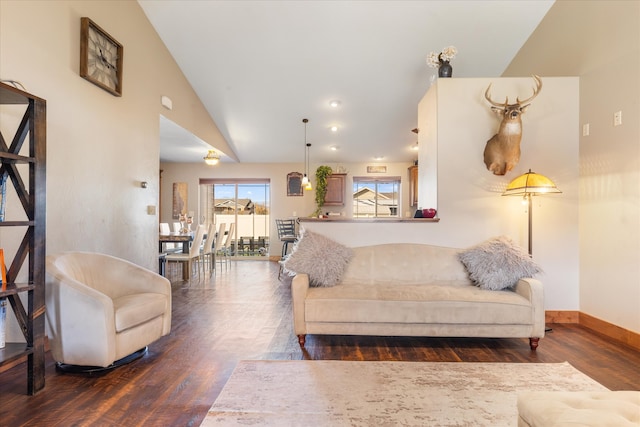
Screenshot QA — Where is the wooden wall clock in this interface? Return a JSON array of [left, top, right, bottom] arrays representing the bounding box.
[[80, 17, 123, 97]]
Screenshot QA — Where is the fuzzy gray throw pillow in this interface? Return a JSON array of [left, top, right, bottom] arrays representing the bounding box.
[[281, 229, 353, 287], [457, 236, 542, 290]]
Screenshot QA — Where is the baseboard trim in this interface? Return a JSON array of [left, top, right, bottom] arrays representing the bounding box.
[[545, 310, 579, 323], [578, 312, 640, 351], [546, 310, 640, 351]]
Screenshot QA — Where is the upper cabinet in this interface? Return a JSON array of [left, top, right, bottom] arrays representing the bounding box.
[[323, 173, 346, 206]]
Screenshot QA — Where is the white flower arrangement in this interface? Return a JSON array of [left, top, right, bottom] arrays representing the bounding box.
[[427, 46, 458, 68]]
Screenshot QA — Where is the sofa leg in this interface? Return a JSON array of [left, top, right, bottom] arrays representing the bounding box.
[[297, 334, 306, 346], [529, 338, 539, 351]]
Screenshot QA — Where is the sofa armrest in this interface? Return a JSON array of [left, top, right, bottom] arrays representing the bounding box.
[[514, 278, 545, 338], [291, 273, 310, 335]]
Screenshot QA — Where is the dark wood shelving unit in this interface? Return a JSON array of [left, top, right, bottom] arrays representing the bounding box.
[[0, 82, 46, 395]]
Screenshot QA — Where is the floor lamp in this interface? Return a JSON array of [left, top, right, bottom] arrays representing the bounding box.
[[502, 169, 561, 256]]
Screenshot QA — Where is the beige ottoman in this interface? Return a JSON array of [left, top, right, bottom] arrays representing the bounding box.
[[518, 391, 640, 426]]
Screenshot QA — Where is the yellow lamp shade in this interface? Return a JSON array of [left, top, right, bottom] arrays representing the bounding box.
[[502, 169, 561, 196]]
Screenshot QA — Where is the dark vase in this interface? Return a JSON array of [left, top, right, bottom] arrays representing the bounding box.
[[438, 61, 453, 78]]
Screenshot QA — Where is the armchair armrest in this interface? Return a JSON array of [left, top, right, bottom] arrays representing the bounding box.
[[100, 256, 172, 336], [45, 271, 117, 366], [513, 278, 545, 338], [291, 273, 310, 335]]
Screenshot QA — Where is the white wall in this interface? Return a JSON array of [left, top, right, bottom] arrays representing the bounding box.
[[417, 84, 438, 210], [504, 0, 640, 333], [307, 77, 580, 312], [0, 1, 231, 272]]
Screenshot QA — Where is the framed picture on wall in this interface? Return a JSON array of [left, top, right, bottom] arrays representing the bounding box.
[[367, 165, 387, 173], [287, 172, 303, 196], [172, 182, 188, 219]]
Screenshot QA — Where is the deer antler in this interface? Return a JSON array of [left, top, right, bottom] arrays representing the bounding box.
[[484, 84, 508, 108], [516, 75, 542, 105], [485, 75, 542, 108]]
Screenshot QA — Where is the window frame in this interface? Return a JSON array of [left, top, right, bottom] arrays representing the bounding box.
[[352, 176, 401, 219]]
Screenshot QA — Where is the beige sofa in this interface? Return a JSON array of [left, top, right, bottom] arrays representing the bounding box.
[[46, 252, 172, 369], [292, 243, 545, 350]]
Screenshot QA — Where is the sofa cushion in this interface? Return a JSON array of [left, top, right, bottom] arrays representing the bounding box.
[[114, 293, 168, 333], [304, 284, 533, 325], [281, 229, 353, 287], [341, 244, 472, 287], [458, 236, 541, 290]]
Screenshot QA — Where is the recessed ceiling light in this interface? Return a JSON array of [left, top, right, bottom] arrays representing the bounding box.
[[330, 145, 339, 151], [373, 156, 384, 161], [411, 142, 419, 151], [330, 126, 338, 132], [329, 100, 341, 108]]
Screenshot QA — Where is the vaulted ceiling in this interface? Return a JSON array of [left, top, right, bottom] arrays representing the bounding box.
[[140, 0, 555, 164]]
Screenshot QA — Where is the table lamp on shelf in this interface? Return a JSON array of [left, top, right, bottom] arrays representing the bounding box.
[[502, 169, 561, 256]]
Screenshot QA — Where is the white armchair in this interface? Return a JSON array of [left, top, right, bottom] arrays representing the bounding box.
[[45, 252, 172, 370]]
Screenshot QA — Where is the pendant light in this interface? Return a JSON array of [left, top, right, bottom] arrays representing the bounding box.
[[301, 118, 313, 191], [203, 149, 220, 166], [304, 142, 313, 191]]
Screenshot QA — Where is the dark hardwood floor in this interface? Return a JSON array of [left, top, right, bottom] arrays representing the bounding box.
[[1, 261, 639, 426]]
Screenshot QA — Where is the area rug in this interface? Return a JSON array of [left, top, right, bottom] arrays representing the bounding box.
[[201, 360, 608, 426]]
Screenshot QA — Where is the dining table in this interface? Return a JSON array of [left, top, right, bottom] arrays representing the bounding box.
[[159, 232, 193, 254], [159, 232, 194, 279]]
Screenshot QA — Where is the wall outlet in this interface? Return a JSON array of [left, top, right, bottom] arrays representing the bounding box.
[[582, 123, 590, 136], [614, 111, 622, 126]]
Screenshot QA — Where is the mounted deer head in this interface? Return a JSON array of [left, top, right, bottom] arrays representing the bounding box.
[[483, 75, 542, 175]]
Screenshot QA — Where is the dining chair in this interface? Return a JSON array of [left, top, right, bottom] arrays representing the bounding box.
[[200, 223, 217, 276], [172, 222, 181, 233], [165, 224, 206, 283], [160, 222, 170, 234], [217, 223, 235, 270], [238, 236, 252, 256], [211, 223, 226, 272], [276, 219, 298, 279]]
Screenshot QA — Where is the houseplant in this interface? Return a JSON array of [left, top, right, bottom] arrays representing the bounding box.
[[313, 165, 333, 217]]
